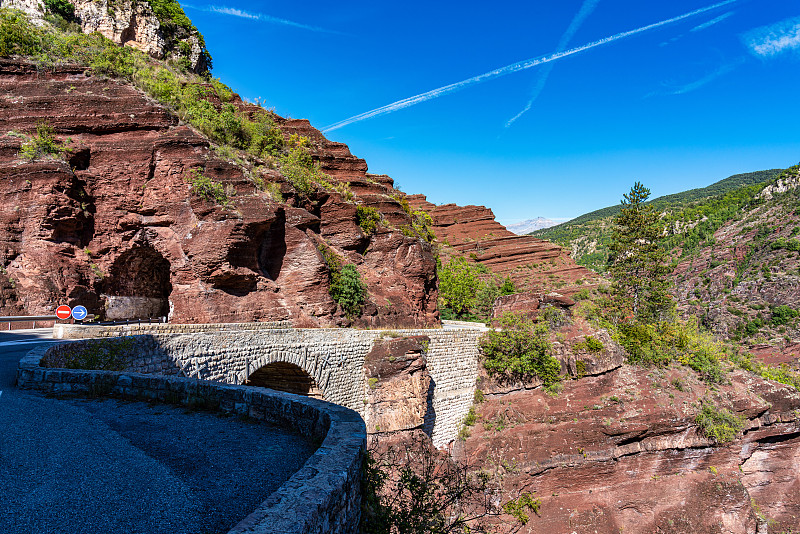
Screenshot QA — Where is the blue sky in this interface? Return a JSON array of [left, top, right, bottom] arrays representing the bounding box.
[[183, 0, 800, 225]]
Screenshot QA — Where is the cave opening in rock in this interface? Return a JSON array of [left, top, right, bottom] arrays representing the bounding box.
[[103, 246, 172, 319], [245, 361, 323, 398], [258, 212, 287, 281]]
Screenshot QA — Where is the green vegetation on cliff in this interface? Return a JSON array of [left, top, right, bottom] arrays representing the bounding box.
[[479, 312, 561, 386], [438, 257, 516, 322], [0, 8, 349, 201]]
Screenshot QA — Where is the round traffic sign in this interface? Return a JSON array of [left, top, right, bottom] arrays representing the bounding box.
[[72, 305, 88, 321], [56, 305, 72, 320]]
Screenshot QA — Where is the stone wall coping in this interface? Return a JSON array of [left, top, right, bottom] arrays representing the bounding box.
[[53, 321, 294, 339], [17, 343, 366, 534], [441, 320, 490, 331], [54, 323, 489, 340]]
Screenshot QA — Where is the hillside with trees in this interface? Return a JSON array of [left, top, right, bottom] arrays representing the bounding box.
[[534, 169, 782, 271]]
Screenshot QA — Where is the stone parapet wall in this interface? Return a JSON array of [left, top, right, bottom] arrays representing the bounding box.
[[45, 326, 482, 447], [18, 344, 366, 534], [53, 321, 293, 339]]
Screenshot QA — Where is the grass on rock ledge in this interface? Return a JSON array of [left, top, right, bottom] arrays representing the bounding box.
[[0, 8, 342, 202]]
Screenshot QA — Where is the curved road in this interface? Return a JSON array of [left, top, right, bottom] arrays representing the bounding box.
[[0, 330, 315, 534]]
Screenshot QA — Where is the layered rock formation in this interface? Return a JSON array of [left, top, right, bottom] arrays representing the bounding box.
[[463, 335, 800, 533], [363, 335, 432, 435], [0, 59, 437, 327], [407, 194, 601, 295]]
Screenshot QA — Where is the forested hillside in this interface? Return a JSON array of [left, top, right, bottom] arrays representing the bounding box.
[[534, 169, 782, 271]]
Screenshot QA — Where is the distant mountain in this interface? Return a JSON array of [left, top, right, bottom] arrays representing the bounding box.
[[507, 217, 559, 235], [532, 169, 784, 272]]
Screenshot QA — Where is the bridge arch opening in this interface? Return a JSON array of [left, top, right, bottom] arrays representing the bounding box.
[[246, 361, 323, 399]]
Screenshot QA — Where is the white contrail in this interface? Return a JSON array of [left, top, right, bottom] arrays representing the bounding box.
[[506, 0, 600, 128], [323, 0, 737, 133], [183, 3, 341, 34], [691, 11, 734, 32]]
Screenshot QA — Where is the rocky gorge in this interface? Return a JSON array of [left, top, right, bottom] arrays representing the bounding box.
[[1, 2, 800, 533]]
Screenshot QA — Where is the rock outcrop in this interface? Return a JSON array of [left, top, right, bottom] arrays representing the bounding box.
[[0, 59, 438, 327], [363, 335, 432, 435], [491, 291, 576, 320], [0, 0, 210, 72], [464, 362, 800, 533], [407, 194, 601, 295]]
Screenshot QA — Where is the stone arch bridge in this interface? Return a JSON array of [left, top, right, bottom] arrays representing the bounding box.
[[58, 324, 483, 446]]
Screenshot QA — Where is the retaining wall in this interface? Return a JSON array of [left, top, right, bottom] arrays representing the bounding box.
[[17, 344, 366, 534]]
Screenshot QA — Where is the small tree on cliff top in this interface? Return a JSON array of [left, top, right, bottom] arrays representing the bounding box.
[[608, 182, 674, 324], [438, 256, 480, 318]]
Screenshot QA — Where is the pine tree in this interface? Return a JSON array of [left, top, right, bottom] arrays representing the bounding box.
[[608, 182, 674, 323]]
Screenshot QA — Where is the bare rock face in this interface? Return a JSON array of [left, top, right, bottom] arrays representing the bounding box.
[[464, 364, 800, 533], [406, 194, 601, 294], [363, 336, 432, 435], [0, 60, 438, 327]]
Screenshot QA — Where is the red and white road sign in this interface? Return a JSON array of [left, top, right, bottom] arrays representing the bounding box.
[[56, 305, 72, 320]]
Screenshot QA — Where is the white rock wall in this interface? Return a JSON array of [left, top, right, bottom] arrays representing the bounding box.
[[0, 0, 46, 22]]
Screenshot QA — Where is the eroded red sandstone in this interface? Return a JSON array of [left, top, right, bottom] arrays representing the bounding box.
[[0, 59, 437, 327], [464, 362, 800, 533], [406, 194, 601, 295]]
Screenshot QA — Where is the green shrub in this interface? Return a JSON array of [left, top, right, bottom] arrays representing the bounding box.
[[356, 205, 382, 235], [19, 121, 63, 160], [0, 9, 41, 57], [44, 0, 75, 21], [575, 335, 603, 353], [695, 402, 744, 444], [771, 305, 799, 326], [90, 42, 135, 78], [330, 264, 366, 318], [438, 257, 481, 317], [265, 182, 283, 202], [502, 493, 541, 524], [480, 312, 561, 386], [185, 168, 229, 206], [616, 318, 725, 382], [279, 144, 332, 196], [411, 209, 435, 243], [463, 406, 478, 427], [318, 243, 343, 284], [573, 288, 591, 301], [728, 351, 800, 390]]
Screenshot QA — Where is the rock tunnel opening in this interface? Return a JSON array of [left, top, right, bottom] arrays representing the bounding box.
[[103, 246, 172, 319], [246, 361, 323, 399], [258, 211, 286, 281]]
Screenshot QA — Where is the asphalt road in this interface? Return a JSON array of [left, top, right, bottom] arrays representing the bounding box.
[[0, 329, 316, 534]]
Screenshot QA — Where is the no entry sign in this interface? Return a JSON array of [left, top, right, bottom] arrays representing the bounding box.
[[56, 305, 72, 320]]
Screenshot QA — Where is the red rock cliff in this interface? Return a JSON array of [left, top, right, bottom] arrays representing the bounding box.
[[0, 59, 437, 327], [406, 194, 601, 294]]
